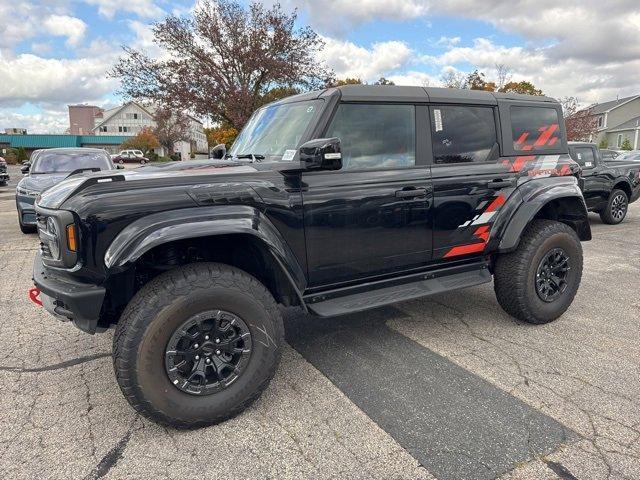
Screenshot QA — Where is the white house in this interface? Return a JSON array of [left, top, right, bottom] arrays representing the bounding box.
[[90, 102, 208, 156]]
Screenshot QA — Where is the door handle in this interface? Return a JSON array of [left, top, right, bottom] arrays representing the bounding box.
[[487, 178, 516, 189], [395, 188, 428, 198]]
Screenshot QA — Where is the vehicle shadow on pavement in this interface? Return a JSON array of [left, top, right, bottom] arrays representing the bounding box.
[[282, 305, 578, 480]]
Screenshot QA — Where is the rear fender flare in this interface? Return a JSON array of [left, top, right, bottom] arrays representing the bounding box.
[[495, 180, 591, 253], [104, 205, 307, 293]]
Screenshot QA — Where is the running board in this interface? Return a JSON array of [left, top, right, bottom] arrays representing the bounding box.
[[306, 267, 492, 317]]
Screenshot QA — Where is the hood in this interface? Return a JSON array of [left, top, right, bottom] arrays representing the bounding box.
[[36, 159, 276, 210], [19, 173, 69, 193]]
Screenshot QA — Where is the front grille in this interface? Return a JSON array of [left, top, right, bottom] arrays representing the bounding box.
[[36, 214, 52, 259]]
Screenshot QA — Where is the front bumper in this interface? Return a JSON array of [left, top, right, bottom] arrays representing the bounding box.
[[33, 251, 106, 334], [16, 194, 37, 225]]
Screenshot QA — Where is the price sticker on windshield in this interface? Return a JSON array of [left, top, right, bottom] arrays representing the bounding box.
[[434, 109, 443, 132], [282, 150, 296, 161]]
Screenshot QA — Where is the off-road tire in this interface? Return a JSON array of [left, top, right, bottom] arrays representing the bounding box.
[[599, 189, 628, 224], [494, 220, 582, 324], [113, 262, 284, 428]]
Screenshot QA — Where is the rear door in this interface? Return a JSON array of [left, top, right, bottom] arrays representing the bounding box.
[[430, 101, 565, 260], [302, 102, 433, 287], [429, 104, 515, 260]]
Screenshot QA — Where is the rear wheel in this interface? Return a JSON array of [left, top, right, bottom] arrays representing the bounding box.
[[113, 262, 284, 428], [494, 220, 582, 324], [599, 189, 628, 224]]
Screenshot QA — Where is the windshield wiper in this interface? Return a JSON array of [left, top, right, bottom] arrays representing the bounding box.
[[228, 153, 265, 163]]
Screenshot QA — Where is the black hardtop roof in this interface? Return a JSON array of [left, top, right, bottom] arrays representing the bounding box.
[[270, 84, 557, 106]]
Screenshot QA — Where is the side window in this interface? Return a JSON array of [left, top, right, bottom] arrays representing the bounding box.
[[430, 106, 498, 164], [510, 106, 560, 151], [573, 147, 595, 168], [325, 104, 415, 170]]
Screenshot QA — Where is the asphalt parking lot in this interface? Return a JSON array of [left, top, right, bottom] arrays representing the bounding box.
[[1, 163, 639, 479]]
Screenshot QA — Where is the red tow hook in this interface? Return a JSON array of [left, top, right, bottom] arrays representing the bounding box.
[[29, 287, 43, 306]]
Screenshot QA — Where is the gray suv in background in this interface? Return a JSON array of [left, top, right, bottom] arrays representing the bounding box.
[[16, 148, 117, 233]]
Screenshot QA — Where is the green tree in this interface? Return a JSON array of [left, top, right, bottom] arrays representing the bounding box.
[[499, 81, 543, 96], [620, 138, 633, 151], [374, 77, 395, 85], [598, 138, 609, 149]]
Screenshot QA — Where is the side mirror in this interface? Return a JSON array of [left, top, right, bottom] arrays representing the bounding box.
[[21, 164, 30, 174], [116, 164, 125, 169], [211, 144, 226, 160], [300, 138, 342, 171]]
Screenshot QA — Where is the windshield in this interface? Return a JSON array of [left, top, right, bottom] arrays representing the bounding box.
[[32, 151, 112, 174], [229, 100, 321, 159]]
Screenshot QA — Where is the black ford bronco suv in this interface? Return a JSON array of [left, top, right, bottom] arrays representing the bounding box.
[[32, 85, 591, 428]]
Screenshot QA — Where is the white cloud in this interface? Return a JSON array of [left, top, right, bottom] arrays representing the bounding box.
[[43, 14, 87, 47], [387, 71, 438, 87], [318, 37, 413, 81], [425, 38, 640, 103], [84, 0, 164, 19], [434, 36, 460, 48], [0, 51, 119, 108], [0, 109, 70, 134], [278, 0, 428, 32]]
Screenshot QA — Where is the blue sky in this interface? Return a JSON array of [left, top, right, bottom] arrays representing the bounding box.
[[1, 0, 639, 132]]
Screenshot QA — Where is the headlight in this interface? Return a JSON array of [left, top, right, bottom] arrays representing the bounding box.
[[17, 185, 39, 196], [45, 217, 61, 260]]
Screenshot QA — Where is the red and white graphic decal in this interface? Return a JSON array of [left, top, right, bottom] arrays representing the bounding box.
[[444, 194, 506, 259]]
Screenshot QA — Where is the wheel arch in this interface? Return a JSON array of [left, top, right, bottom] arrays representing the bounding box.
[[497, 184, 591, 253], [103, 206, 307, 313], [612, 180, 632, 199]]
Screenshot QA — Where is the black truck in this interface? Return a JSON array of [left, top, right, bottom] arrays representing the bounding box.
[[568, 142, 640, 224], [32, 85, 591, 428]]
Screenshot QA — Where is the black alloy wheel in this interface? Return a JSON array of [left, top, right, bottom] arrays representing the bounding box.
[[535, 247, 570, 302], [165, 310, 252, 395], [610, 192, 627, 222]]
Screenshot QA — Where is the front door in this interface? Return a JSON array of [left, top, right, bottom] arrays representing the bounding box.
[[570, 145, 610, 209], [302, 103, 433, 287]]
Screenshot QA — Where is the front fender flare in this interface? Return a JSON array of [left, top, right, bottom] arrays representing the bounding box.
[[496, 180, 591, 253], [104, 205, 307, 292]]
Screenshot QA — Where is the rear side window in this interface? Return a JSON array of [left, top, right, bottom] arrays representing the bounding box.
[[326, 103, 416, 170], [510, 106, 560, 151], [430, 106, 498, 164], [572, 147, 595, 168]]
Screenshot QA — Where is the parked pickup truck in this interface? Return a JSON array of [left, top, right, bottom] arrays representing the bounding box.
[[568, 142, 640, 224], [32, 85, 591, 428]]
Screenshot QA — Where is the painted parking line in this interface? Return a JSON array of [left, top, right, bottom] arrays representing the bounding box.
[[284, 306, 577, 480]]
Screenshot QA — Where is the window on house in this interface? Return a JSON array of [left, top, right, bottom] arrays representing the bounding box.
[[597, 116, 603, 128], [133, 113, 138, 119], [617, 134, 623, 148], [99, 126, 107, 132], [430, 105, 498, 164]]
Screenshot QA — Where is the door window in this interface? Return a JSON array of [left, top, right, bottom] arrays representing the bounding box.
[[430, 106, 498, 164], [573, 147, 595, 168], [325, 104, 415, 170]]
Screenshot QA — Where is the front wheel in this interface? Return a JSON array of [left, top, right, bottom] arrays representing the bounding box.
[[599, 189, 628, 224], [494, 220, 583, 324], [113, 263, 284, 428]]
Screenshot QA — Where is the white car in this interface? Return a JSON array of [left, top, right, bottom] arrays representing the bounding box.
[[114, 149, 144, 158]]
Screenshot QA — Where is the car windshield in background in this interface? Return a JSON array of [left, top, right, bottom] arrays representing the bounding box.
[[616, 152, 640, 162], [31, 151, 111, 174], [229, 100, 320, 160]]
